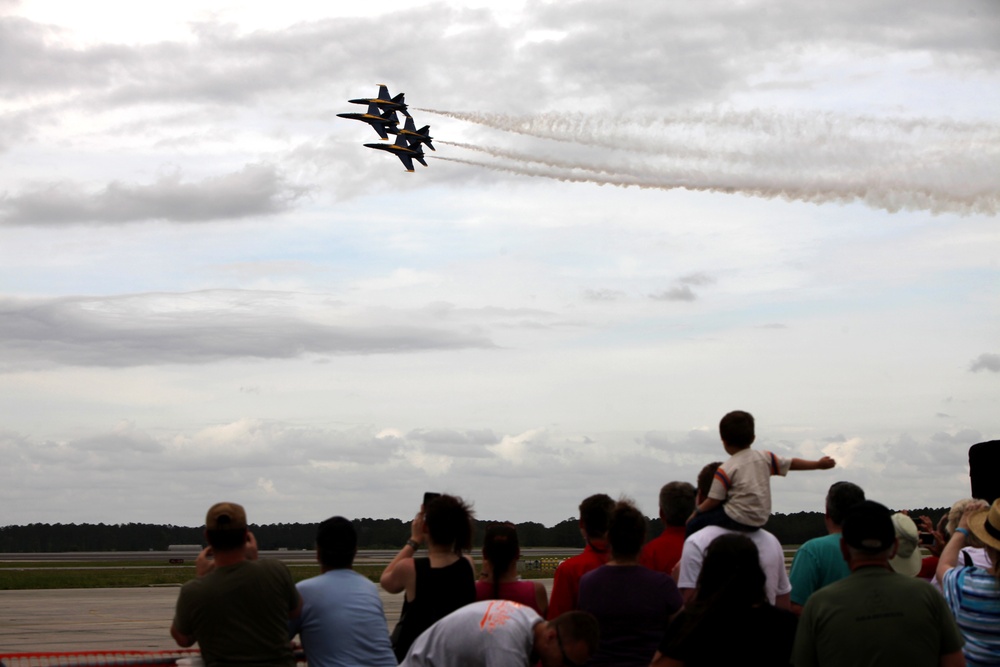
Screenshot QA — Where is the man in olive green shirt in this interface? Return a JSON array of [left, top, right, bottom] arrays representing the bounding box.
[[171, 502, 302, 667], [793, 501, 964, 667]]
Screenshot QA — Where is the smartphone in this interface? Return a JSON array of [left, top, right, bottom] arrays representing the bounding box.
[[423, 492, 441, 507], [919, 532, 935, 545]]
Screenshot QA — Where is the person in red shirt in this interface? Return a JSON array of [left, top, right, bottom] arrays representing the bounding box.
[[640, 481, 695, 575], [547, 493, 614, 619]]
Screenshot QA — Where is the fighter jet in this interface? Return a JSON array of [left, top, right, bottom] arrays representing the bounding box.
[[337, 103, 399, 140], [364, 133, 428, 172], [349, 84, 411, 118], [387, 116, 435, 151]]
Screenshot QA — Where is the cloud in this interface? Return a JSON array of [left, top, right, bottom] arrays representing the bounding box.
[[649, 286, 696, 302], [648, 273, 716, 302], [641, 428, 717, 455], [820, 437, 864, 468], [406, 428, 499, 458], [584, 288, 624, 302], [0, 290, 497, 369], [0, 164, 303, 225], [882, 431, 979, 469], [678, 273, 716, 286], [969, 353, 1000, 373]]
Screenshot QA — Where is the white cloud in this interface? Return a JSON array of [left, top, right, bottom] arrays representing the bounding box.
[[0, 164, 302, 225], [0, 290, 497, 369]]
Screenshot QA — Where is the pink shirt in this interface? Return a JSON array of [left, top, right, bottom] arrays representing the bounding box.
[[475, 580, 542, 614]]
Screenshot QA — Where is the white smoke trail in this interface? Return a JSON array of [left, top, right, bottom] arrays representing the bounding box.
[[421, 108, 1000, 215], [433, 153, 994, 215], [440, 140, 624, 177]]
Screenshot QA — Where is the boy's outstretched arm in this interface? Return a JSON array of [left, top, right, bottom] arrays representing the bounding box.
[[789, 456, 835, 471]]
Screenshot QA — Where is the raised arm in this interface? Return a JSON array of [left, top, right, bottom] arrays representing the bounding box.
[[936, 502, 987, 586], [380, 511, 423, 596], [789, 456, 835, 471]]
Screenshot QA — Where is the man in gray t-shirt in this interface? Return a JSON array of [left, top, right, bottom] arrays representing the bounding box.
[[400, 600, 598, 667]]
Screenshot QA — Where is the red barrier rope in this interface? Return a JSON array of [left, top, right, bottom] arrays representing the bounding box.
[[0, 648, 307, 667], [0, 651, 200, 667]]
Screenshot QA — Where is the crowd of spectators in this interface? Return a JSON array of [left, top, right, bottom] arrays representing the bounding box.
[[169, 414, 999, 667]]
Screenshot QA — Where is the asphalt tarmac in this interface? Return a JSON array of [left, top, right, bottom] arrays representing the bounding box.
[[0, 580, 554, 653]]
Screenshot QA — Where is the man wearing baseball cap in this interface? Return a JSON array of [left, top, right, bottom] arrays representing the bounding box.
[[170, 502, 302, 667], [793, 500, 965, 667]]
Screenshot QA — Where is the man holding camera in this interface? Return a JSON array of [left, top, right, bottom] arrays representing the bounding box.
[[170, 502, 302, 667]]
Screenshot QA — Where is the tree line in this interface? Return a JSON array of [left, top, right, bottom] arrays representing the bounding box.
[[0, 508, 947, 552]]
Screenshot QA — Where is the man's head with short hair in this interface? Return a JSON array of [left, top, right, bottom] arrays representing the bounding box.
[[315, 516, 356, 570], [536, 611, 600, 667], [659, 481, 696, 526], [607, 499, 647, 560], [696, 462, 722, 501], [579, 494, 614, 538], [841, 500, 896, 556], [204, 502, 248, 552], [719, 410, 755, 449], [825, 481, 866, 526]]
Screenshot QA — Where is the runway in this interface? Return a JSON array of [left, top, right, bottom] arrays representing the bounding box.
[[0, 580, 554, 653]]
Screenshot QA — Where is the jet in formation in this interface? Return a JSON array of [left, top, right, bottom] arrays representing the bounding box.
[[348, 84, 411, 118], [364, 134, 428, 172], [388, 116, 435, 152], [336, 103, 399, 140], [341, 85, 434, 171]]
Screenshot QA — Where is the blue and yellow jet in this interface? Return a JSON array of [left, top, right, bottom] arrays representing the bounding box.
[[364, 134, 428, 172], [388, 116, 435, 152], [348, 84, 411, 119], [337, 103, 399, 140]]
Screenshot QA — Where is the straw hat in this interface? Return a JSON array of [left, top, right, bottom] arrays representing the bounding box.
[[968, 498, 1000, 551]]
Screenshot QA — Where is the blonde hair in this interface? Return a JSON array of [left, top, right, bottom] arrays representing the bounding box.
[[947, 498, 988, 548]]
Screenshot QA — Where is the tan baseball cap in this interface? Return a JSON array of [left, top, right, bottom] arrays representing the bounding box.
[[206, 502, 247, 531]]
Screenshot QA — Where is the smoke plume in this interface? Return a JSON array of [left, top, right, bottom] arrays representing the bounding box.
[[421, 109, 1000, 215]]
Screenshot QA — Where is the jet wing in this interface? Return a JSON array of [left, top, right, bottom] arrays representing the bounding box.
[[397, 153, 415, 172]]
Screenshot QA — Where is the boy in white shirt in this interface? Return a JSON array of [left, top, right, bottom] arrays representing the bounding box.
[[688, 410, 835, 535]]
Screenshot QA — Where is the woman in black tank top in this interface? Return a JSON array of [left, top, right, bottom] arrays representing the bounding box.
[[380, 494, 477, 662]]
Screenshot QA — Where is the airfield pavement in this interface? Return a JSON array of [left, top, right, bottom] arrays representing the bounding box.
[[0, 580, 554, 653]]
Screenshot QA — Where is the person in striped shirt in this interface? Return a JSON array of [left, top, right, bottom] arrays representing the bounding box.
[[937, 498, 1000, 666]]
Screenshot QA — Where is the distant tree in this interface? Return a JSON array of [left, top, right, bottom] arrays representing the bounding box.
[[0, 508, 949, 552]]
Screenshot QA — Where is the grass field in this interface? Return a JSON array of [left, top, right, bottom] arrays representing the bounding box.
[[0, 561, 557, 590]]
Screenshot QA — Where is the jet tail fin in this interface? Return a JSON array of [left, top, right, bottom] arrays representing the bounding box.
[[392, 93, 412, 117], [417, 126, 435, 150]]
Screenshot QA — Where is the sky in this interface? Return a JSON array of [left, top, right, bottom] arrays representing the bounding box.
[[1, 0, 998, 529]]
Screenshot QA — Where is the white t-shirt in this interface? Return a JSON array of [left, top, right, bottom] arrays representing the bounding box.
[[400, 600, 541, 667], [709, 448, 792, 526], [677, 525, 792, 605]]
